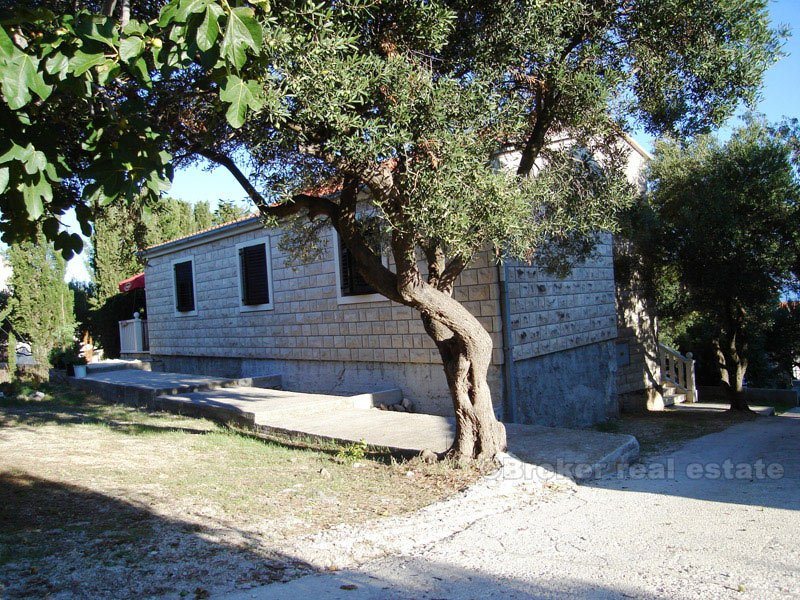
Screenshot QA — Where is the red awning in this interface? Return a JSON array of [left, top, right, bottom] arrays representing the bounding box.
[[118, 273, 145, 293]]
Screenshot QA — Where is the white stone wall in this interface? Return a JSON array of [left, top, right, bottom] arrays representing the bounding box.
[[145, 223, 504, 370], [506, 233, 618, 361]]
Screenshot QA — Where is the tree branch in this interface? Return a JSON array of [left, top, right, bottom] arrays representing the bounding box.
[[334, 178, 402, 302], [197, 149, 266, 206], [101, 0, 116, 18], [198, 149, 339, 221], [119, 0, 130, 27], [439, 253, 471, 292], [200, 149, 400, 301]]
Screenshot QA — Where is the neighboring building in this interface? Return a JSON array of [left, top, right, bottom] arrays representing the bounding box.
[[140, 138, 657, 428]]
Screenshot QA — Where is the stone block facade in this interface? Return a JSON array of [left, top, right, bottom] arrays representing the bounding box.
[[144, 218, 622, 424], [506, 234, 617, 360], [144, 221, 504, 415], [503, 234, 619, 425]]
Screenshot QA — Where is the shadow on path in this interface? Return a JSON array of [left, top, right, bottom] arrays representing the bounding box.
[[588, 411, 800, 511]]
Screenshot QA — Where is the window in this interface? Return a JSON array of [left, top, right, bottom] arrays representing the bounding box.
[[236, 238, 273, 311], [173, 259, 195, 314], [338, 235, 376, 297], [333, 231, 386, 305]]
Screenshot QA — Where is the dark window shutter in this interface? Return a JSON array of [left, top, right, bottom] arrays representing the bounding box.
[[174, 261, 195, 312], [239, 243, 270, 305], [339, 236, 375, 296]]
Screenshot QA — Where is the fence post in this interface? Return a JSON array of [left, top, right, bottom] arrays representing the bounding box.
[[132, 312, 143, 352]]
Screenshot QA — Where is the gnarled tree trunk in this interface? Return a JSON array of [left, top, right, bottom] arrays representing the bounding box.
[[714, 333, 752, 412], [387, 231, 507, 461], [422, 311, 506, 461]]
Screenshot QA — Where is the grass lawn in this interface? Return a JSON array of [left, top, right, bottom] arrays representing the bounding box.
[[0, 381, 484, 599], [595, 409, 759, 458]]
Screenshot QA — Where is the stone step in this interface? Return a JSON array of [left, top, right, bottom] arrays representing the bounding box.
[[662, 391, 686, 406], [86, 359, 152, 374], [159, 385, 403, 417], [67, 369, 283, 407]]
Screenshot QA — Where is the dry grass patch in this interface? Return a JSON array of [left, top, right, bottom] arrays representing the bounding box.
[[596, 409, 758, 458], [0, 382, 485, 598]]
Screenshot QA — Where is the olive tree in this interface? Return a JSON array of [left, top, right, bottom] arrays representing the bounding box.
[[0, 0, 782, 458], [627, 119, 800, 410]]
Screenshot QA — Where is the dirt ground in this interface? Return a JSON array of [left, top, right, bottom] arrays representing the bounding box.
[[0, 383, 485, 599], [595, 409, 758, 457]]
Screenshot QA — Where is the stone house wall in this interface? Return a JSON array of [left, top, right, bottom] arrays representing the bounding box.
[[504, 234, 620, 426], [145, 221, 504, 416], [145, 220, 621, 425]]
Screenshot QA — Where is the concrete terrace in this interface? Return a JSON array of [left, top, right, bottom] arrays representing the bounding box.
[[65, 365, 639, 481]]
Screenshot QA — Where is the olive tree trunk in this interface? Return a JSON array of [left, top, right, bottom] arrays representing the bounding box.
[[386, 232, 507, 461], [714, 335, 752, 412], [421, 310, 506, 461]]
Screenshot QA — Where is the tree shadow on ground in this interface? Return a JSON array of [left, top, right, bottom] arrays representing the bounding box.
[[0, 472, 311, 598], [587, 412, 800, 511], [226, 556, 667, 600], [0, 473, 668, 600], [0, 393, 218, 435]]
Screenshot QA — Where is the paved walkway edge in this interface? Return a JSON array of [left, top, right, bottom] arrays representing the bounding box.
[[55, 367, 640, 480]]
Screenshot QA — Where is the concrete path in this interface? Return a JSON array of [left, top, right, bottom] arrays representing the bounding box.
[[669, 402, 776, 416], [159, 386, 637, 477], [72, 368, 638, 480], [85, 369, 239, 391], [226, 409, 800, 600]]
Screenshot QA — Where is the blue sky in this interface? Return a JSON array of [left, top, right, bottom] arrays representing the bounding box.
[[63, 0, 800, 281]]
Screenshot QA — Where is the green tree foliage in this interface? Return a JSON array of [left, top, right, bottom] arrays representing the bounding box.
[[193, 199, 213, 230], [91, 196, 218, 303], [5, 235, 76, 365], [759, 302, 800, 387], [0, 0, 782, 458], [91, 202, 147, 304], [69, 279, 94, 333], [212, 199, 251, 225], [6, 329, 16, 374], [626, 119, 800, 409]]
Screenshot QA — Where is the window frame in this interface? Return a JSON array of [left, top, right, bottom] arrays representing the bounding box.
[[332, 230, 388, 305], [235, 237, 274, 312], [171, 256, 197, 317]]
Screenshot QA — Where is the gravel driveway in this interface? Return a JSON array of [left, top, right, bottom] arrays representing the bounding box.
[[229, 409, 800, 599]]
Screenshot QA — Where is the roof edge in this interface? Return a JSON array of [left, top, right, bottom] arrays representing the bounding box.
[[142, 216, 263, 259], [621, 133, 653, 161]]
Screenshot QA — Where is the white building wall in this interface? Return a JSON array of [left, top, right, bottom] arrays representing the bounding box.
[[144, 222, 504, 415]]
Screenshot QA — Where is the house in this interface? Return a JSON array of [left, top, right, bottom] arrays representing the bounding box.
[[139, 137, 664, 428]]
